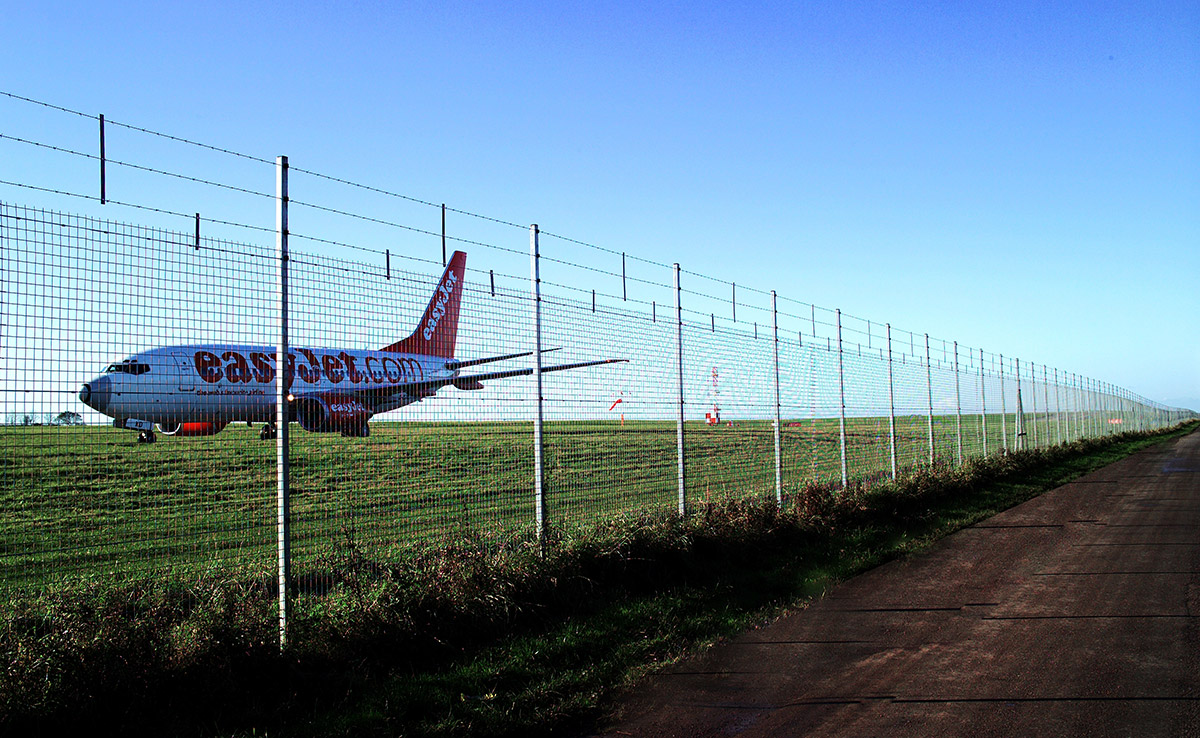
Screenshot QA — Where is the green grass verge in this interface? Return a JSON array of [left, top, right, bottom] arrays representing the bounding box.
[[0, 413, 1065, 589], [1, 422, 1194, 737]]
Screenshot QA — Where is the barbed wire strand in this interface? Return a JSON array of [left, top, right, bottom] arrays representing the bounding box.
[[0, 133, 274, 201], [0, 179, 273, 236], [3, 90, 673, 272], [0, 89, 1133, 380]]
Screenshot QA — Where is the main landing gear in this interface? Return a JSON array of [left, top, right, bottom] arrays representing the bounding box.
[[137, 430, 157, 444], [260, 423, 277, 441]]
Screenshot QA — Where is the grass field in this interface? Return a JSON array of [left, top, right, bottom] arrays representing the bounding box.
[[0, 412, 1104, 589], [2, 423, 1191, 737]]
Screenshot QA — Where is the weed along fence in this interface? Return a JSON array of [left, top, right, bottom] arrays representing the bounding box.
[[1, 92, 1195, 645]]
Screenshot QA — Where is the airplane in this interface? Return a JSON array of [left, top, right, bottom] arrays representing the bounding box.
[[78, 250, 626, 442]]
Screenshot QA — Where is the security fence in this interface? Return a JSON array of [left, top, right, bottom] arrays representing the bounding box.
[[3, 198, 1191, 593], [1, 92, 1194, 644]]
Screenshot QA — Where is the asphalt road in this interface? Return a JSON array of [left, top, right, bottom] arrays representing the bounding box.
[[594, 431, 1200, 737]]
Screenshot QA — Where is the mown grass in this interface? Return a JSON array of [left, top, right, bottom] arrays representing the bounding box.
[[1, 413, 1084, 589], [2, 421, 1193, 737]]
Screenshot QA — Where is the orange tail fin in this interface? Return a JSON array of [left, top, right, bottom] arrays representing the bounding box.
[[381, 251, 467, 358]]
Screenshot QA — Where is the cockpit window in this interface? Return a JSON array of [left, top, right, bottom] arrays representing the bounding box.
[[105, 360, 151, 375]]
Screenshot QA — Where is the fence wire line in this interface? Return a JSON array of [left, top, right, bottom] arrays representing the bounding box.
[[0, 127, 664, 298], [0, 91, 1092, 364], [1, 201, 1190, 615], [2, 91, 722, 294], [0, 90, 1174, 387], [0, 122, 912, 357], [2, 89, 1190, 544]]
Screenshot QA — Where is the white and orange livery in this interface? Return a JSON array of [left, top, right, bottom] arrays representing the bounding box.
[[79, 251, 625, 441]]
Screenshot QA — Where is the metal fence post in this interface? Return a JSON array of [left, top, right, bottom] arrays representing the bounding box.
[[1108, 384, 1118, 436], [1080, 374, 1088, 439], [275, 155, 290, 650], [837, 309, 848, 488], [772, 291, 783, 504], [1081, 374, 1088, 438], [1015, 358, 1024, 451], [1089, 378, 1096, 436], [999, 353, 1007, 452], [925, 333, 934, 465], [1089, 377, 1094, 434], [1016, 383, 1025, 450], [1070, 374, 1080, 439], [1111, 384, 1116, 435], [1087, 376, 1093, 437], [763, 291, 782, 506], [530, 225, 547, 540], [1080, 374, 1089, 439], [1028, 361, 1039, 448], [1084, 374, 1094, 439], [887, 324, 897, 480], [1089, 378, 1097, 437], [99, 114, 107, 204], [1114, 384, 1121, 433], [1099, 380, 1106, 435], [980, 348, 987, 457], [675, 264, 686, 517], [954, 341, 962, 465], [1054, 368, 1063, 444], [1103, 383, 1111, 435], [1042, 365, 1051, 446]]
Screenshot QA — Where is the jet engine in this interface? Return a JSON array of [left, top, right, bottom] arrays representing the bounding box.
[[157, 421, 229, 437], [295, 395, 372, 437]]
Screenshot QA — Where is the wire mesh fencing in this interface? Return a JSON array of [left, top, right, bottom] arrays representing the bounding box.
[[2, 91, 1196, 648], [1, 202, 279, 587], [2, 199, 1193, 603]]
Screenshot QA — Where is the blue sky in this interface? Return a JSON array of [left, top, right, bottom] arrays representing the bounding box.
[[2, 1, 1197, 409]]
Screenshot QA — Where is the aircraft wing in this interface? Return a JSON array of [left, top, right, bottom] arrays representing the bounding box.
[[341, 358, 628, 414], [448, 347, 561, 371], [448, 358, 628, 389]]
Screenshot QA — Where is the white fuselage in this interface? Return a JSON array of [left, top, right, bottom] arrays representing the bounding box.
[[79, 344, 455, 425]]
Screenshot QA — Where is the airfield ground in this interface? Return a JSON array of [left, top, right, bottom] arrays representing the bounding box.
[[1, 414, 1015, 589], [0, 423, 1193, 736]]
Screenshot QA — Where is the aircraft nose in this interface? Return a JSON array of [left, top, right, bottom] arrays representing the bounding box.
[[80, 375, 112, 413]]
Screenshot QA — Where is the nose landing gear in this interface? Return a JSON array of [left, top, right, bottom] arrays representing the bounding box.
[[259, 423, 277, 440], [137, 430, 157, 444]]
